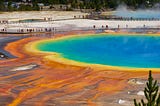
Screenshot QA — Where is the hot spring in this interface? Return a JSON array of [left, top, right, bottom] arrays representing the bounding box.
[[37, 34, 160, 68]]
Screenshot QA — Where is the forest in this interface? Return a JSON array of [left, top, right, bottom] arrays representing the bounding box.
[[0, 0, 160, 11]]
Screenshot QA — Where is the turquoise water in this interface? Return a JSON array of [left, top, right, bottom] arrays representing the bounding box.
[[37, 34, 160, 68], [19, 19, 43, 23]]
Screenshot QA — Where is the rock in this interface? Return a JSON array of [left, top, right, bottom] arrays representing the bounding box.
[[128, 78, 145, 85], [118, 99, 126, 104], [127, 91, 131, 94], [0, 55, 4, 58], [10, 64, 38, 71], [136, 81, 144, 85], [137, 91, 144, 96]]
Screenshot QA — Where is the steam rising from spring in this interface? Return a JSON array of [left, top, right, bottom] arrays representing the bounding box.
[[114, 5, 160, 19]]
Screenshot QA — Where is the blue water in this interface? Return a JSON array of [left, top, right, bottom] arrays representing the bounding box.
[[19, 19, 43, 23], [37, 34, 160, 68], [115, 10, 160, 19]]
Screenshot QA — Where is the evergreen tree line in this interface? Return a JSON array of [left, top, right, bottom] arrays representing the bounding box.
[[1, 0, 160, 11], [0, 0, 39, 11], [29, 0, 160, 10]]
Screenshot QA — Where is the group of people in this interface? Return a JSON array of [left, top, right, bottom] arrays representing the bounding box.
[[93, 25, 109, 29], [0, 27, 55, 33], [0, 20, 9, 24], [74, 15, 86, 19], [92, 24, 146, 29]]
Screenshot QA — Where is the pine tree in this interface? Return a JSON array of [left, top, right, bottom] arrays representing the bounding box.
[[32, 1, 40, 11], [0, 0, 5, 11], [134, 71, 160, 106]]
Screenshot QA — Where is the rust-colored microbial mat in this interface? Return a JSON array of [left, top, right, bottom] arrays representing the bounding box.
[[0, 32, 160, 106]]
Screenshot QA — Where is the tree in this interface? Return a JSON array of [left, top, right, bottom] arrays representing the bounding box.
[[107, 0, 118, 9], [0, 0, 5, 11], [134, 71, 160, 106], [18, 4, 32, 11], [93, 0, 101, 11], [79, 2, 84, 9], [32, 1, 40, 11], [7, 1, 14, 11], [71, 0, 78, 9]]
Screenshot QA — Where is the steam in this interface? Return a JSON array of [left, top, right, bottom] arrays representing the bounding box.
[[114, 4, 160, 19]]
